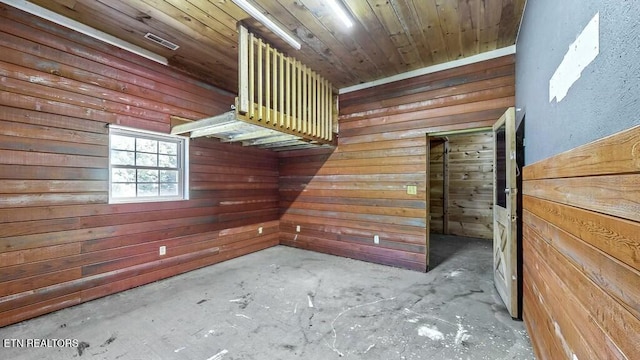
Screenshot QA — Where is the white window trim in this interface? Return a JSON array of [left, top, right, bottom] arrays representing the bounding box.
[[108, 125, 189, 204]]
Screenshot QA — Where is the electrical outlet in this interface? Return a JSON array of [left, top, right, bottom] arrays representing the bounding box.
[[159, 246, 166, 256], [296, 225, 301, 233], [374, 235, 380, 244], [258, 226, 263, 234]]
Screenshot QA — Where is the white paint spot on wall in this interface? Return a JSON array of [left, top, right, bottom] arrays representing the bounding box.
[[549, 12, 600, 102], [418, 325, 445, 341], [29, 76, 46, 84]]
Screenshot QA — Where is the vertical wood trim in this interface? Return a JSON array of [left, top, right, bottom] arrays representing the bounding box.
[[443, 140, 450, 234], [286, 56, 291, 129], [302, 65, 308, 134], [312, 72, 317, 137], [237, 25, 249, 114], [257, 38, 263, 121], [324, 79, 329, 139], [248, 32, 255, 119], [264, 43, 270, 124], [279, 52, 284, 128], [319, 78, 325, 139], [296, 61, 302, 133], [290, 58, 296, 131], [272, 47, 278, 127], [324, 80, 329, 140], [425, 135, 431, 271], [328, 81, 332, 140]]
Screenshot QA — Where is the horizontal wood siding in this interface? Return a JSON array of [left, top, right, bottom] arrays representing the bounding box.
[[447, 132, 494, 239], [0, 6, 279, 327], [280, 56, 515, 271], [522, 125, 640, 359]]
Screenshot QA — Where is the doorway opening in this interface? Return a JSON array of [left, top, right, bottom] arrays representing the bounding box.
[[427, 129, 494, 273], [426, 108, 523, 319]]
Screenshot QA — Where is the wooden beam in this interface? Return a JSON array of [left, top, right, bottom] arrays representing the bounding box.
[[170, 111, 235, 135], [223, 129, 279, 142], [190, 122, 244, 138], [248, 134, 300, 146], [259, 140, 309, 149]]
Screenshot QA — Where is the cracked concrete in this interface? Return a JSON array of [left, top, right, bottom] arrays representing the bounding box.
[[0, 235, 534, 359]]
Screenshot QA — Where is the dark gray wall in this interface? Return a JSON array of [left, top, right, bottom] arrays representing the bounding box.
[[516, 0, 640, 164]]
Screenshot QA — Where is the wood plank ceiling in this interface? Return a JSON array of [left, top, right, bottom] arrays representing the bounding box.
[[25, 0, 525, 94]]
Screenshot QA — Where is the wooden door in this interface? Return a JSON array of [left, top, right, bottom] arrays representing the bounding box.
[[492, 107, 518, 318]]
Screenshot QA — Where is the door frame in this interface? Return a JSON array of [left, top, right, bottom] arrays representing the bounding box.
[[425, 112, 523, 320], [425, 126, 493, 272]]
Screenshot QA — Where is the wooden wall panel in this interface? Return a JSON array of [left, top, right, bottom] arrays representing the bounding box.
[[280, 56, 515, 271], [522, 125, 640, 359], [429, 141, 445, 233], [429, 132, 494, 239], [0, 6, 279, 327], [447, 132, 494, 239]]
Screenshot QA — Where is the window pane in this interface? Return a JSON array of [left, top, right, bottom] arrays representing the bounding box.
[[112, 168, 136, 182], [137, 183, 159, 197], [160, 170, 178, 183], [137, 169, 159, 183], [112, 183, 136, 198], [159, 155, 177, 168], [160, 183, 179, 196], [111, 135, 135, 151], [111, 150, 135, 166], [136, 153, 157, 167], [109, 128, 187, 203], [159, 141, 178, 155], [136, 138, 157, 153]]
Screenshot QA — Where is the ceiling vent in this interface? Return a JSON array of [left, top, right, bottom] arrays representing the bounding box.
[[144, 33, 179, 50]]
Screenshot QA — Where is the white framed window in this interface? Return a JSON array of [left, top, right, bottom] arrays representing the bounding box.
[[108, 125, 189, 203]]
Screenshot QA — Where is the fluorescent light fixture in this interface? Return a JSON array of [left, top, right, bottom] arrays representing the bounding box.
[[327, 0, 353, 28], [232, 0, 301, 50], [1, 0, 168, 65]]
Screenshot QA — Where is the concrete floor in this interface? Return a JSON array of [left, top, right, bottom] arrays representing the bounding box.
[[0, 235, 534, 360]]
